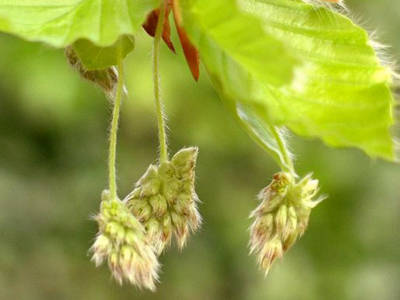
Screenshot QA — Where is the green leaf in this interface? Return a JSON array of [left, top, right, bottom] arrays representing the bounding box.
[[179, 0, 299, 87], [0, 0, 157, 47], [72, 35, 134, 70], [178, 0, 299, 169], [182, 0, 396, 161], [236, 103, 294, 173]]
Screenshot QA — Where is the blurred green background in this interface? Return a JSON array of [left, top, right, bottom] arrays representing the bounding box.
[[0, 1, 399, 299]]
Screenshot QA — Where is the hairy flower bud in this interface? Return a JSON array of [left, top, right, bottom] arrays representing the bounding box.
[[90, 190, 159, 290], [249, 172, 324, 274], [125, 147, 201, 254]]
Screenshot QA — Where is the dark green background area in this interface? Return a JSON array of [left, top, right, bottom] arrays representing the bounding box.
[[0, 1, 399, 299]]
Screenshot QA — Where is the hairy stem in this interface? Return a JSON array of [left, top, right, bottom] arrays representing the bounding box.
[[153, 0, 169, 163], [108, 58, 124, 199], [269, 125, 295, 175]]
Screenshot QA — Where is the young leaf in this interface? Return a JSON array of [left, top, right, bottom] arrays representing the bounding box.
[[178, 0, 299, 87], [0, 0, 157, 68], [180, 0, 397, 161], [240, 0, 396, 160], [72, 36, 134, 70], [172, 1, 200, 81], [176, 0, 300, 168], [0, 0, 157, 47], [236, 103, 294, 173], [143, 6, 176, 53]]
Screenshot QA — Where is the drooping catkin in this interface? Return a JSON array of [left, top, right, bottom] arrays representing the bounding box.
[[249, 172, 324, 274], [91, 190, 160, 290], [125, 147, 201, 254]]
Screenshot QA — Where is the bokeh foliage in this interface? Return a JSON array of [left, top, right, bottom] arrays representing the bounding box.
[[0, 0, 399, 299]]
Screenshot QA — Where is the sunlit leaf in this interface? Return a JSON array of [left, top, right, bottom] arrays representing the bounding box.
[[0, 0, 157, 47], [181, 0, 396, 160], [179, 0, 298, 87], [178, 0, 299, 168], [236, 103, 294, 172]]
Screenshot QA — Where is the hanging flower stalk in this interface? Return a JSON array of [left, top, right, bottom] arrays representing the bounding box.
[[82, 49, 160, 289], [89, 0, 202, 290], [125, 0, 202, 255]]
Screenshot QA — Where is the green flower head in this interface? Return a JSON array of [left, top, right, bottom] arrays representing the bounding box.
[[125, 147, 201, 254], [249, 172, 325, 274], [91, 190, 160, 290]]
